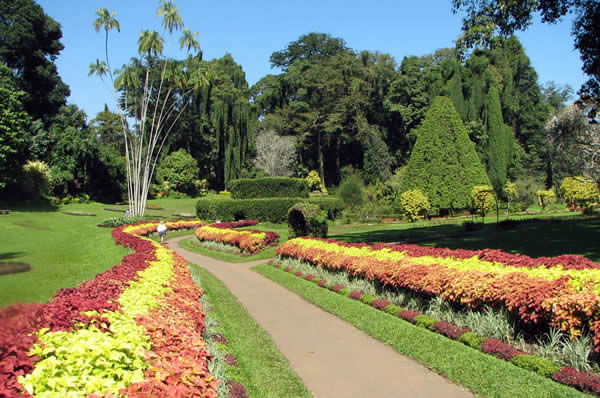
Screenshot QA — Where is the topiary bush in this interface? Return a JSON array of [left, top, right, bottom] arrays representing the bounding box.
[[228, 177, 309, 199], [471, 185, 495, 219], [287, 202, 328, 239], [337, 174, 365, 208], [156, 149, 199, 195]]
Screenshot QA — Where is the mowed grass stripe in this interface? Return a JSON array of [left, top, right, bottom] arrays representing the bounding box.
[[254, 264, 587, 398]]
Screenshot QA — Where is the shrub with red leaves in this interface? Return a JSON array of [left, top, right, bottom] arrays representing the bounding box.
[[329, 284, 345, 293], [398, 310, 421, 323], [304, 274, 316, 281], [317, 280, 328, 287], [228, 382, 249, 398], [480, 338, 526, 361], [553, 367, 600, 395], [349, 291, 363, 300], [432, 321, 469, 340], [370, 299, 392, 311], [294, 271, 303, 277]]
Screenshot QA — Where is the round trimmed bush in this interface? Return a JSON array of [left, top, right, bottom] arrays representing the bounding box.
[[287, 202, 328, 239]]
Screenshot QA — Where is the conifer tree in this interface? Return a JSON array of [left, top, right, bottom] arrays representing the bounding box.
[[399, 96, 490, 213], [484, 86, 513, 193]]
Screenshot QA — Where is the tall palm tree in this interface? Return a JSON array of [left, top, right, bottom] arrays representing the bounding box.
[[179, 28, 200, 53], [137, 30, 164, 58], [93, 8, 120, 81], [88, 59, 109, 80], [157, 0, 183, 35]]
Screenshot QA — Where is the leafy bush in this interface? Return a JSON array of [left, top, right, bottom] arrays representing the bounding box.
[[511, 354, 561, 378], [414, 314, 438, 329], [228, 177, 309, 199], [553, 367, 600, 395], [536, 189, 556, 210], [383, 304, 405, 316], [359, 295, 376, 305], [288, 202, 328, 239], [22, 160, 50, 199], [459, 332, 483, 349], [471, 185, 495, 218], [156, 149, 199, 195], [306, 170, 322, 191], [431, 321, 469, 340], [481, 338, 525, 361], [560, 176, 599, 209], [398, 189, 430, 222], [337, 174, 365, 208], [197, 197, 339, 223]]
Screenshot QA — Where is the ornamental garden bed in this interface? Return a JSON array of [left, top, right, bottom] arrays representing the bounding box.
[[194, 220, 280, 255], [0, 220, 228, 397], [271, 236, 600, 396]]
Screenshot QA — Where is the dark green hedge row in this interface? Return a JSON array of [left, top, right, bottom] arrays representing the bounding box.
[[228, 178, 309, 199], [196, 197, 344, 223]]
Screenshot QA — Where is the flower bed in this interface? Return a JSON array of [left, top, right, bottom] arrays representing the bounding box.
[[276, 237, 600, 350], [195, 224, 279, 254], [0, 220, 219, 397], [268, 260, 600, 396]]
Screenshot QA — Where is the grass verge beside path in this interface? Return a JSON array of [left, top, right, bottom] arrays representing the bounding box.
[[188, 265, 311, 398], [254, 264, 586, 398]]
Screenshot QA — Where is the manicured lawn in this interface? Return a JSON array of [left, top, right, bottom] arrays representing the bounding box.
[[189, 265, 311, 398], [0, 198, 199, 308], [255, 264, 587, 398]]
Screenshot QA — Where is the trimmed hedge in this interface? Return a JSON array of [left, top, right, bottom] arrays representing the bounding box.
[[196, 197, 343, 223], [228, 178, 309, 199], [288, 202, 328, 239]]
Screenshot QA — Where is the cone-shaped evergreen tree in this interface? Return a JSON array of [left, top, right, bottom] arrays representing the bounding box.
[[399, 96, 490, 213], [484, 86, 513, 193]]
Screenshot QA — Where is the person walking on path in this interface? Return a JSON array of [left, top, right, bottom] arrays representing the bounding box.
[[157, 221, 167, 243]]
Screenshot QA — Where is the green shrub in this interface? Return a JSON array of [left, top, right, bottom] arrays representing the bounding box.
[[197, 197, 339, 223], [414, 315, 438, 330], [306, 170, 322, 191], [398, 189, 430, 222], [337, 174, 365, 208], [459, 332, 483, 349], [306, 197, 344, 220], [560, 176, 599, 209], [156, 149, 199, 195], [288, 202, 328, 239], [359, 295, 376, 305], [536, 189, 556, 210], [511, 354, 561, 378], [338, 288, 348, 296], [22, 160, 50, 199], [471, 185, 495, 218], [229, 177, 309, 199], [383, 304, 405, 316]]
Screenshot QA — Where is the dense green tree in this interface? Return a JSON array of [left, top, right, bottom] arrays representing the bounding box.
[[0, 64, 30, 191], [0, 0, 70, 123], [156, 149, 199, 194], [362, 129, 393, 184], [270, 32, 348, 71], [483, 86, 513, 193], [399, 96, 490, 213], [452, 0, 600, 113]]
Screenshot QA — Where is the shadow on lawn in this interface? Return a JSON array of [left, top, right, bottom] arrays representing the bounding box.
[[0, 252, 26, 261], [0, 199, 58, 213]]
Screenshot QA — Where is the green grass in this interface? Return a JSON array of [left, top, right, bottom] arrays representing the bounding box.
[[189, 265, 311, 398], [0, 198, 200, 308], [254, 264, 586, 398], [179, 222, 288, 263], [425, 216, 600, 261]]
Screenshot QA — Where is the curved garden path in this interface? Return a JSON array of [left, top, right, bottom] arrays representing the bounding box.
[[167, 236, 474, 398]]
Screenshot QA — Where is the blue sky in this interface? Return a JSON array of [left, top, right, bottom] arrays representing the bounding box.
[[37, 0, 587, 120]]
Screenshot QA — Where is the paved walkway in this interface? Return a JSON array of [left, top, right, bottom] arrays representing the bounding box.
[[167, 236, 474, 398]]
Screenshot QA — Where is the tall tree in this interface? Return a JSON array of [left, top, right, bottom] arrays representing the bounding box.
[[483, 85, 513, 193], [399, 96, 490, 213], [452, 0, 600, 114], [270, 32, 348, 71], [0, 64, 30, 191], [0, 0, 70, 124], [93, 8, 120, 81]]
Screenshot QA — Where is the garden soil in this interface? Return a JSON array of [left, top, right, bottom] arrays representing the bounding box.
[[168, 236, 474, 398]]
